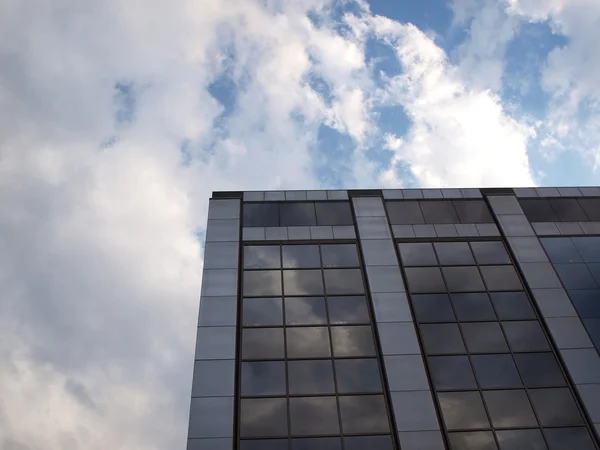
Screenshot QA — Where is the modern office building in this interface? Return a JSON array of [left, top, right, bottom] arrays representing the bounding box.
[[188, 187, 600, 450]]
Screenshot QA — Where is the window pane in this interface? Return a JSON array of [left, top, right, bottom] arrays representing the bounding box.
[[461, 322, 509, 353], [569, 290, 600, 318], [420, 200, 459, 224], [471, 241, 511, 265], [386, 201, 425, 224], [578, 198, 600, 221], [399, 242, 438, 266], [335, 358, 382, 393], [323, 269, 364, 295], [439, 391, 489, 430], [240, 398, 288, 437], [528, 388, 583, 426], [519, 198, 558, 222], [321, 244, 359, 268], [584, 318, 600, 347], [442, 266, 486, 292], [412, 294, 456, 323], [405, 267, 446, 293], [331, 326, 376, 357], [241, 361, 286, 396], [483, 390, 537, 427], [544, 427, 596, 450], [244, 270, 282, 296], [429, 355, 477, 390], [421, 324, 466, 354], [451, 293, 496, 322], [243, 203, 279, 227], [453, 200, 494, 224], [554, 263, 598, 290], [496, 429, 546, 450], [490, 292, 536, 320], [572, 236, 600, 263], [503, 321, 550, 352], [480, 266, 523, 291], [513, 353, 566, 387], [291, 437, 342, 450], [344, 436, 393, 450], [240, 440, 288, 450], [280, 202, 317, 226], [540, 237, 583, 264], [449, 432, 497, 450], [282, 245, 320, 268], [288, 360, 335, 395], [283, 270, 324, 296], [327, 296, 370, 324], [244, 246, 281, 269], [471, 354, 522, 389], [285, 297, 327, 325], [549, 198, 589, 221], [242, 328, 285, 360], [338, 395, 390, 433], [315, 201, 353, 226], [286, 327, 331, 358], [435, 242, 475, 265], [289, 396, 339, 435], [243, 298, 283, 326]]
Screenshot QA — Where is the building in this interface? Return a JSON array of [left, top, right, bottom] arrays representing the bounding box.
[[188, 187, 600, 450]]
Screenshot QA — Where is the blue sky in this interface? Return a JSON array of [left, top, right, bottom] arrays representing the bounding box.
[[1, 0, 600, 449]]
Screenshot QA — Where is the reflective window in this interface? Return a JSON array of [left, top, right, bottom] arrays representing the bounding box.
[[242, 328, 285, 360], [280, 202, 317, 226], [288, 360, 335, 395], [544, 427, 596, 450], [483, 390, 537, 427], [496, 429, 546, 450], [285, 297, 327, 325], [578, 198, 600, 221], [442, 266, 486, 292], [540, 237, 583, 264], [243, 298, 283, 326], [399, 242, 438, 266], [513, 353, 566, 387], [471, 354, 522, 389], [323, 269, 364, 295], [243, 203, 279, 227], [420, 200, 459, 223], [240, 439, 288, 450], [335, 359, 382, 393], [421, 324, 466, 354], [327, 296, 370, 324], [282, 245, 321, 268], [451, 293, 496, 321], [289, 396, 340, 435], [344, 435, 393, 450], [449, 431, 497, 450], [570, 290, 600, 318], [480, 266, 523, 291], [583, 318, 600, 348], [244, 270, 282, 297], [528, 388, 583, 426], [244, 246, 281, 269], [331, 326, 376, 357], [283, 270, 324, 296], [554, 264, 598, 290], [315, 201, 353, 226], [412, 294, 456, 323], [435, 242, 475, 265], [286, 327, 331, 359], [502, 321, 550, 352], [572, 236, 600, 263], [240, 398, 288, 437], [291, 437, 342, 450], [519, 198, 558, 222], [470, 241, 511, 265], [321, 244, 359, 268], [490, 292, 536, 321], [548, 198, 589, 221], [241, 361, 286, 396], [461, 322, 509, 353], [338, 395, 390, 433], [405, 267, 446, 293], [438, 391, 489, 429], [429, 355, 477, 390], [386, 201, 425, 224], [453, 200, 494, 224]]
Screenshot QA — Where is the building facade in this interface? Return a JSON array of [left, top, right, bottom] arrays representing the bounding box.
[[188, 187, 600, 450]]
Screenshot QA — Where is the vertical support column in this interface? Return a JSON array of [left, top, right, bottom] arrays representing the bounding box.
[[187, 199, 240, 450], [352, 197, 445, 450], [489, 194, 600, 437]]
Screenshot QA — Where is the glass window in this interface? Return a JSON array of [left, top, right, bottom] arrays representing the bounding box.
[[421, 323, 466, 354], [461, 322, 509, 353], [480, 266, 523, 291], [398, 242, 438, 266], [519, 198, 558, 222], [386, 201, 425, 225], [240, 398, 288, 437], [420, 200, 459, 224], [242, 298, 283, 327], [583, 318, 600, 347], [244, 270, 282, 297], [540, 237, 583, 264], [502, 321, 550, 352], [331, 326, 376, 357], [244, 246, 281, 269], [490, 292, 536, 321], [315, 201, 353, 226], [344, 436, 393, 450], [243, 203, 280, 227], [282, 245, 321, 268], [471, 354, 522, 389], [544, 427, 596, 450], [451, 293, 496, 322], [496, 429, 546, 450], [335, 359, 382, 393], [323, 269, 364, 295], [428, 355, 477, 390], [412, 294, 456, 323], [554, 264, 598, 290], [241, 361, 286, 396], [286, 327, 331, 359], [405, 267, 446, 293], [549, 198, 589, 221], [528, 388, 583, 426], [572, 236, 600, 263], [453, 200, 494, 224], [513, 353, 566, 387], [435, 242, 475, 265], [578, 198, 600, 221], [280, 202, 317, 226], [240, 440, 289, 450], [338, 395, 390, 434], [288, 360, 335, 395], [483, 390, 537, 427], [321, 244, 359, 268], [449, 432, 497, 450], [289, 396, 340, 435], [242, 328, 285, 360], [285, 297, 327, 325], [327, 296, 370, 324], [470, 241, 511, 265], [587, 263, 600, 287], [438, 391, 490, 430], [569, 290, 600, 318], [283, 270, 324, 296], [291, 437, 342, 450], [442, 266, 486, 292]]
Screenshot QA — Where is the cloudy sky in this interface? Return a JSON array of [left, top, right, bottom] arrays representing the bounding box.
[[1, 0, 600, 448]]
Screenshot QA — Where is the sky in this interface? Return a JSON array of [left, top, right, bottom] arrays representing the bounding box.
[[1, 0, 600, 448]]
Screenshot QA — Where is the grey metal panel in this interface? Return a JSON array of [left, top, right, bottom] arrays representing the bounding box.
[[242, 227, 265, 241], [361, 239, 399, 266], [285, 191, 307, 201], [372, 293, 413, 323], [187, 438, 233, 450], [391, 391, 440, 431], [455, 224, 479, 237], [366, 266, 406, 293], [188, 397, 234, 438], [357, 217, 392, 239], [402, 189, 424, 199], [422, 189, 443, 199], [441, 188, 463, 199], [195, 327, 236, 360], [519, 263, 562, 289], [398, 431, 445, 450], [476, 223, 500, 236], [461, 188, 482, 198], [557, 222, 584, 235], [560, 349, 600, 384], [488, 195, 524, 215], [378, 322, 420, 355], [287, 226, 311, 240], [332, 226, 356, 239], [514, 187, 538, 198], [497, 215, 535, 236], [206, 220, 240, 243], [413, 225, 437, 238], [306, 190, 328, 200], [508, 237, 548, 263], [383, 189, 404, 199], [558, 187, 583, 197], [198, 296, 237, 327], [578, 384, 600, 422], [532, 222, 560, 236], [208, 199, 241, 220], [433, 224, 458, 237], [393, 225, 416, 238], [203, 242, 240, 269], [546, 317, 594, 349], [192, 360, 236, 397], [353, 197, 386, 217], [580, 187, 600, 196], [327, 190, 348, 200], [536, 187, 560, 197], [201, 269, 238, 297], [310, 226, 333, 240], [530, 289, 577, 318], [385, 355, 430, 391], [264, 191, 285, 201], [580, 222, 600, 234], [243, 191, 264, 202], [265, 227, 288, 240]]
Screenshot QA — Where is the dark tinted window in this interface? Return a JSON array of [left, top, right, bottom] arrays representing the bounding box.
[[470, 241, 511, 265], [323, 269, 364, 295], [442, 266, 486, 292], [242, 328, 285, 360], [338, 395, 390, 433], [289, 396, 339, 435], [244, 246, 281, 269], [412, 294, 456, 323], [578, 198, 600, 221], [321, 244, 359, 268], [280, 202, 316, 226], [285, 297, 327, 325], [240, 439, 288, 450], [540, 237, 583, 264], [583, 318, 600, 347], [528, 388, 583, 426], [286, 327, 331, 358], [398, 242, 438, 266], [241, 361, 286, 396], [291, 437, 342, 450], [331, 326, 376, 357], [282, 245, 320, 268], [573, 236, 600, 263], [243, 298, 283, 326], [344, 436, 393, 450], [386, 201, 425, 224], [471, 354, 522, 389], [283, 270, 324, 296], [461, 322, 509, 353], [315, 201, 353, 226], [421, 323, 466, 354], [453, 200, 494, 223], [449, 431, 497, 450], [244, 270, 282, 296], [405, 267, 446, 293], [243, 203, 279, 227], [496, 429, 546, 450], [569, 290, 600, 318], [240, 398, 288, 437], [549, 198, 589, 221], [451, 293, 496, 321], [435, 242, 475, 265], [327, 296, 370, 324], [513, 353, 566, 387], [420, 200, 459, 224], [544, 427, 596, 450], [480, 265, 523, 291], [490, 292, 536, 320], [502, 321, 550, 352], [519, 198, 558, 222], [438, 391, 489, 429], [288, 360, 335, 395], [335, 359, 382, 393], [429, 355, 477, 390], [484, 390, 537, 428], [553, 264, 598, 290]]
